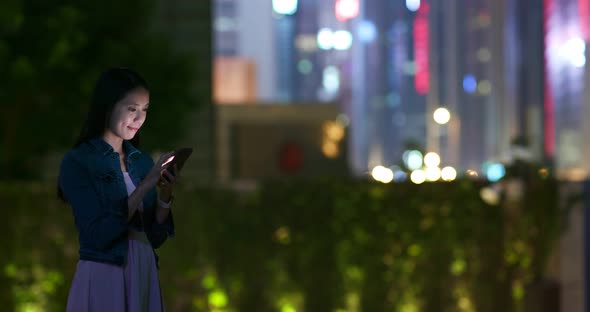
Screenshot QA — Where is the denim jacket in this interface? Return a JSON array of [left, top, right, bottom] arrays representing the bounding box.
[[58, 137, 174, 267]]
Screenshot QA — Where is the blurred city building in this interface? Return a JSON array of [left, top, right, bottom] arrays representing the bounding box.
[[215, 104, 349, 183], [212, 0, 590, 182], [153, 0, 214, 183]]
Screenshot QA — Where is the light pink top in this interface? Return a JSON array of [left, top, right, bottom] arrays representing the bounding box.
[[123, 172, 143, 212]]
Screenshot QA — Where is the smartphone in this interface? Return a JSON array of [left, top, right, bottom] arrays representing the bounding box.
[[160, 148, 193, 176]]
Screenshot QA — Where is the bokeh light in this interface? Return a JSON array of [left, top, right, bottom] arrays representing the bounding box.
[[466, 169, 479, 178], [478, 80, 492, 95], [561, 37, 586, 68], [323, 66, 340, 93], [333, 30, 353, 50], [403, 150, 423, 170], [425, 167, 441, 181], [406, 0, 421, 12], [485, 163, 505, 182], [410, 169, 426, 184], [394, 170, 408, 182], [357, 20, 377, 43], [463, 74, 477, 94], [477, 48, 491, 62], [297, 59, 313, 74], [317, 28, 334, 50], [372, 165, 394, 183], [441, 166, 457, 181], [433, 107, 451, 125], [272, 0, 298, 15], [322, 141, 339, 158], [424, 152, 440, 168], [480, 187, 500, 205], [335, 0, 360, 21]]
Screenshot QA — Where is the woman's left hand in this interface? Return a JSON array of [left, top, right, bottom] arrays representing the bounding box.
[[158, 164, 178, 198]]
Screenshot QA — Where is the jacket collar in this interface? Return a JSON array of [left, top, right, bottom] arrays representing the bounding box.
[[89, 137, 142, 158]]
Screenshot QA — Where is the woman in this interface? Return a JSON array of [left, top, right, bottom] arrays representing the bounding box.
[[58, 67, 178, 311]]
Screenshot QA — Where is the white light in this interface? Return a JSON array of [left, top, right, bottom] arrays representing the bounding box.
[[433, 107, 451, 125], [273, 0, 298, 15], [317, 28, 334, 50], [441, 167, 457, 181], [323, 66, 340, 93], [561, 37, 586, 68], [410, 169, 426, 184], [357, 20, 377, 43], [406, 0, 421, 12], [403, 150, 423, 171], [572, 53, 586, 68], [333, 30, 353, 50], [566, 37, 586, 54], [425, 167, 441, 182], [424, 152, 441, 168], [372, 166, 394, 183], [335, 0, 360, 21]]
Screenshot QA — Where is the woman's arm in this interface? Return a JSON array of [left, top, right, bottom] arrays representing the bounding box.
[[155, 191, 172, 224], [128, 180, 152, 221], [59, 153, 128, 250]]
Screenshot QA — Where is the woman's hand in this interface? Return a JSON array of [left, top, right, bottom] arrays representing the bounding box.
[[158, 164, 178, 200], [143, 151, 175, 189]]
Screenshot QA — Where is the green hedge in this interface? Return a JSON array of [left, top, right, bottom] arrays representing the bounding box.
[[0, 178, 562, 312]]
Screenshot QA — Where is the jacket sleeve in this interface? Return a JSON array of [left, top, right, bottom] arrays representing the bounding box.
[[59, 153, 129, 250], [144, 156, 175, 249]]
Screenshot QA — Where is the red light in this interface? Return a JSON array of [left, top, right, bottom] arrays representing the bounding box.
[[414, 2, 430, 94], [580, 0, 589, 40], [544, 0, 555, 156], [278, 142, 304, 174], [335, 0, 359, 22]]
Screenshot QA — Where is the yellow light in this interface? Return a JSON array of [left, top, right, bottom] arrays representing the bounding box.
[[480, 187, 500, 205], [478, 80, 492, 94], [477, 48, 491, 62], [433, 107, 451, 125], [538, 168, 549, 179], [466, 169, 479, 178], [371, 165, 394, 183], [441, 166, 457, 181], [425, 167, 441, 181], [274, 226, 291, 244], [323, 121, 345, 141], [322, 141, 339, 158], [424, 152, 441, 168], [410, 169, 426, 184]]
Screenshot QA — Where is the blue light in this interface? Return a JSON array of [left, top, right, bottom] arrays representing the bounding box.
[[463, 74, 477, 94], [486, 163, 506, 182], [357, 20, 377, 43], [394, 170, 408, 182]]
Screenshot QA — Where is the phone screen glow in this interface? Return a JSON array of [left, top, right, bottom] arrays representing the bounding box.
[[162, 155, 175, 167]]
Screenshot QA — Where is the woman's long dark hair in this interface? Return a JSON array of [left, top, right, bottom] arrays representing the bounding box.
[[58, 67, 150, 202]]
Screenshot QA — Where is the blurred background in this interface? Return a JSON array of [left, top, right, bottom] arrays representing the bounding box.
[[1, 0, 589, 311]]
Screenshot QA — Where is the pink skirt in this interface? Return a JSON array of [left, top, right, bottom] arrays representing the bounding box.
[[66, 230, 165, 312]]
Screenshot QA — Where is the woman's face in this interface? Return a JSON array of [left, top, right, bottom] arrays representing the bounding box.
[[106, 87, 149, 141]]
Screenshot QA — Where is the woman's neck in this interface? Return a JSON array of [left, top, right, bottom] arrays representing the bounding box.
[[102, 131, 124, 155]]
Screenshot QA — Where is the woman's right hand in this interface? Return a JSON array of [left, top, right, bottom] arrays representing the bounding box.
[[144, 151, 175, 189]]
